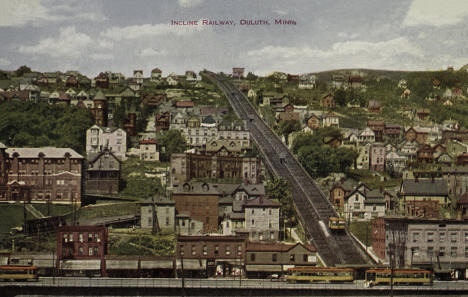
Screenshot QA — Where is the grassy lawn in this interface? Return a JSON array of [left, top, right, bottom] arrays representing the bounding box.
[[70, 202, 140, 220], [349, 221, 372, 247], [346, 169, 401, 189], [108, 231, 175, 256], [33, 204, 75, 217], [0, 204, 39, 234]]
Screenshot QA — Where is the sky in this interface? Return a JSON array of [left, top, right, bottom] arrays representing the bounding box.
[[0, 0, 467, 77]]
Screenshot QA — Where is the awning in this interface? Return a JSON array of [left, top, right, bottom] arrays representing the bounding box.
[[141, 260, 174, 269], [33, 259, 56, 268], [106, 260, 138, 270], [176, 259, 206, 270], [245, 264, 282, 272], [60, 260, 101, 270]]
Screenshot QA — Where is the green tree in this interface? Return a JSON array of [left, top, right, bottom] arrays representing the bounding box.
[[266, 177, 296, 226], [159, 130, 187, 162], [15, 65, 32, 77], [277, 120, 301, 144]]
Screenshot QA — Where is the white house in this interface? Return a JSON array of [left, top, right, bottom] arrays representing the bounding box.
[[358, 127, 376, 143], [139, 139, 159, 161], [86, 125, 127, 160], [322, 111, 339, 127]]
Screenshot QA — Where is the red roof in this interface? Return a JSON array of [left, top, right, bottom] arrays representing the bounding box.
[[139, 139, 157, 145], [175, 101, 195, 108]]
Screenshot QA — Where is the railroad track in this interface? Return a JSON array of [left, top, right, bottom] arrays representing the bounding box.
[[203, 72, 370, 266]]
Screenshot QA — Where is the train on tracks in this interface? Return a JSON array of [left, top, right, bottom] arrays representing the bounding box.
[[0, 265, 39, 282]]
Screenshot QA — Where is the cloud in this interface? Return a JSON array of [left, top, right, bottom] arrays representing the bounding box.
[[0, 58, 11, 67], [337, 32, 359, 39], [178, 0, 204, 8], [403, 0, 468, 27], [101, 23, 207, 41], [19, 26, 92, 58], [243, 37, 426, 73], [0, 0, 106, 27], [273, 9, 287, 15], [139, 48, 168, 57]]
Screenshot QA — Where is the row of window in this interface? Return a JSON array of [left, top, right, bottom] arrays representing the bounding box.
[[180, 244, 242, 256], [412, 231, 468, 243], [62, 232, 101, 243], [412, 246, 468, 258]]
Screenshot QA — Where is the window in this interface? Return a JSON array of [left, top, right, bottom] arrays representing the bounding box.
[[427, 232, 434, 242], [439, 247, 445, 257], [427, 247, 434, 257], [238, 245, 242, 256], [147, 217, 152, 225], [191, 245, 196, 256], [268, 220, 272, 228], [451, 247, 457, 257], [94, 247, 99, 256], [290, 254, 295, 262], [250, 253, 255, 261], [451, 232, 458, 243], [413, 232, 420, 242], [270, 232, 275, 240], [354, 202, 360, 210], [412, 247, 419, 257], [78, 247, 83, 256], [88, 247, 93, 256], [68, 234, 73, 242], [251, 209, 254, 214], [79, 233, 83, 243], [465, 247, 468, 258], [303, 254, 308, 262], [225, 246, 231, 255], [272, 254, 277, 262], [180, 245, 184, 256], [203, 245, 207, 256], [95, 233, 100, 243], [251, 219, 255, 226], [215, 245, 219, 256], [88, 233, 93, 242], [268, 209, 272, 215], [63, 234, 68, 243], [166, 217, 170, 226], [465, 232, 468, 242], [440, 232, 446, 242]]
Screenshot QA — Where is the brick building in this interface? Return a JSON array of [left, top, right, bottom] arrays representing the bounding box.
[[57, 226, 108, 276], [170, 152, 261, 186], [0, 145, 83, 204]]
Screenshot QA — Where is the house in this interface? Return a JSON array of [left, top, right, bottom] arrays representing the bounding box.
[[348, 75, 364, 88], [185, 70, 197, 81], [329, 180, 358, 208], [398, 140, 418, 160], [232, 68, 244, 79], [405, 127, 428, 145], [415, 109, 430, 121], [367, 120, 385, 142], [57, 226, 108, 276], [298, 74, 316, 89], [66, 76, 78, 88], [331, 74, 345, 89], [86, 149, 120, 195], [133, 70, 144, 85], [86, 125, 127, 161], [305, 114, 321, 130], [322, 111, 339, 127], [139, 139, 159, 161], [321, 93, 335, 108], [76, 90, 89, 100], [384, 123, 401, 138], [244, 197, 280, 242], [0, 145, 84, 204], [172, 182, 224, 233], [90, 91, 108, 127], [344, 188, 385, 221], [369, 143, 385, 172], [367, 100, 381, 113], [166, 76, 179, 86], [155, 112, 170, 132], [416, 145, 434, 164], [140, 197, 175, 234], [245, 242, 316, 278], [401, 89, 411, 99], [397, 79, 408, 89], [174, 100, 195, 109], [177, 234, 247, 277], [356, 143, 371, 170], [432, 78, 441, 89], [456, 193, 468, 220], [398, 179, 449, 213], [385, 151, 407, 174], [143, 94, 166, 106], [358, 127, 376, 143], [94, 72, 109, 88], [151, 68, 162, 81], [457, 153, 468, 166]]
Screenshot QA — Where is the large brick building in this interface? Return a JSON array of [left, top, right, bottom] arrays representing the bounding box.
[[0, 144, 84, 204], [170, 152, 261, 186]]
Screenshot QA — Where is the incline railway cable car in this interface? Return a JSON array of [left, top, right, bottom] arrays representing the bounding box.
[[0, 265, 39, 282], [328, 217, 346, 230], [365, 268, 432, 287], [286, 267, 355, 283]]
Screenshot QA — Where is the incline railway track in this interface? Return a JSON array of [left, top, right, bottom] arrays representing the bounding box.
[[204, 72, 370, 266]]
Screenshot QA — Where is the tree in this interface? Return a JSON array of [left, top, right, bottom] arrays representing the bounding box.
[[15, 65, 32, 77], [159, 130, 187, 162], [277, 120, 301, 145], [246, 72, 258, 81]]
